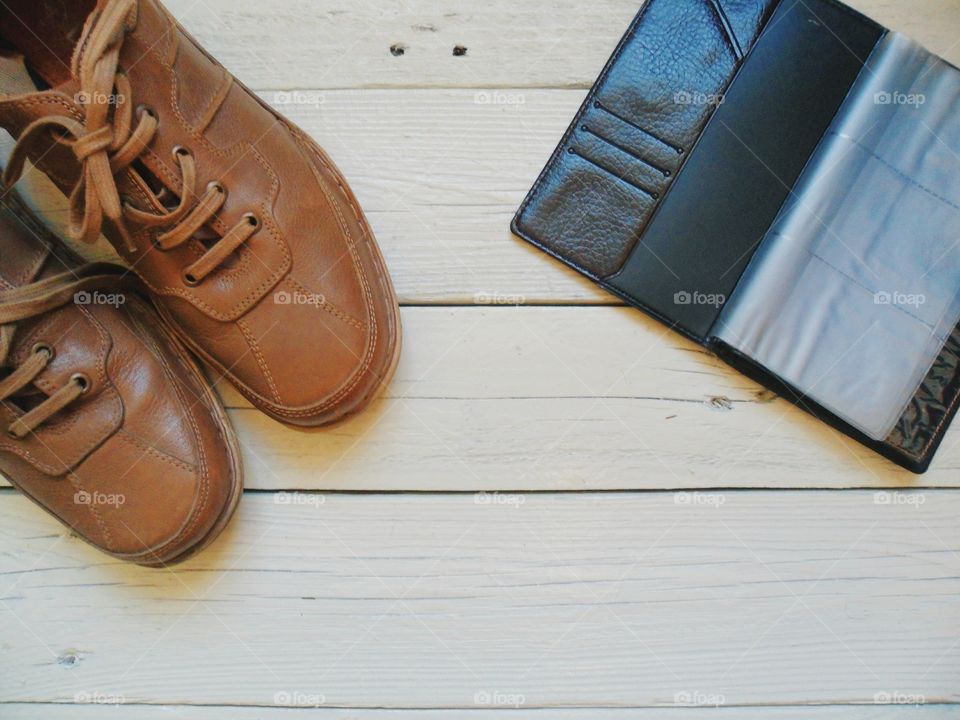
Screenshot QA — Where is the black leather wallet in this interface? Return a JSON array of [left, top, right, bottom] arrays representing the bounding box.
[[513, 0, 960, 473]]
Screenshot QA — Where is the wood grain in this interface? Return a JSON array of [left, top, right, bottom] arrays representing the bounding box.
[[153, 306, 960, 489], [2, 491, 957, 707], [2, 306, 957, 491], [160, 0, 960, 90], [1, 1, 959, 716]]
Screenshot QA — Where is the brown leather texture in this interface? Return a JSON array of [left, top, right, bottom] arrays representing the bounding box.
[[0, 193, 242, 566], [0, 0, 401, 427]]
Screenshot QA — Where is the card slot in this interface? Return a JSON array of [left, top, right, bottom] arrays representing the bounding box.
[[801, 143, 960, 333], [574, 126, 672, 193], [803, 250, 947, 343], [515, 152, 659, 279], [593, 100, 687, 155], [580, 124, 673, 178], [567, 147, 661, 199]]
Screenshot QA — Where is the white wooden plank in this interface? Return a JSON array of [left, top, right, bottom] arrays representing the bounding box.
[[2, 704, 956, 719], [210, 305, 960, 490], [160, 0, 960, 90], [1, 306, 958, 491], [2, 491, 958, 707]]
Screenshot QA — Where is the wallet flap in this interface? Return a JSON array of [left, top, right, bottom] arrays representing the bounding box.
[[512, 0, 779, 285]]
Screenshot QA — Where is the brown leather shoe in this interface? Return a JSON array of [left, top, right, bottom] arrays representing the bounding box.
[[0, 193, 242, 566], [0, 0, 401, 427]]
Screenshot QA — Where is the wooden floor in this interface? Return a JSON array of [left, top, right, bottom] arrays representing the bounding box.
[[3, 0, 960, 717]]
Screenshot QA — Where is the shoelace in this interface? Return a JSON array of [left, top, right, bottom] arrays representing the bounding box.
[[2, 0, 258, 286], [0, 263, 131, 439]]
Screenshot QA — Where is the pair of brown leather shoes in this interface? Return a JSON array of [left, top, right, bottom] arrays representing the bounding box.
[[0, 0, 401, 565]]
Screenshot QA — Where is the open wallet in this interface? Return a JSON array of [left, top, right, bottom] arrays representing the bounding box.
[[512, 0, 960, 473]]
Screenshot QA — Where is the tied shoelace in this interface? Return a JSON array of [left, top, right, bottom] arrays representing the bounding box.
[[0, 263, 130, 439], [2, 0, 258, 286]]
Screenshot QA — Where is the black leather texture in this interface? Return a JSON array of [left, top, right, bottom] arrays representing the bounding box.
[[887, 326, 960, 471], [512, 0, 779, 280]]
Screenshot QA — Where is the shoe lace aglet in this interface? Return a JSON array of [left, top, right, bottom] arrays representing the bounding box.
[[113, 217, 138, 253]]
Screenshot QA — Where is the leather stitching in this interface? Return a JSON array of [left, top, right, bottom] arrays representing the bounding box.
[[120, 5, 290, 319], [286, 275, 364, 330], [512, 0, 660, 279], [202, 128, 390, 420], [167, 116, 388, 420], [68, 471, 115, 549], [116, 427, 196, 473], [121, 301, 213, 560], [0, 305, 123, 473], [237, 317, 282, 403]]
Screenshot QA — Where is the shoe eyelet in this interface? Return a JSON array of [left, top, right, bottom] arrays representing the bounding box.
[[207, 180, 226, 197], [6, 427, 20, 441], [243, 213, 261, 230], [71, 373, 91, 394], [32, 342, 54, 361], [172, 145, 191, 161], [182, 270, 201, 287]]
